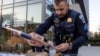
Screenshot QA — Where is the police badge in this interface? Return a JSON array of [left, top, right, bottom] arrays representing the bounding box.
[[67, 18, 72, 23]]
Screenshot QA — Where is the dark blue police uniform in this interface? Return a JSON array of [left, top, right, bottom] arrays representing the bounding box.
[[32, 9, 88, 54]]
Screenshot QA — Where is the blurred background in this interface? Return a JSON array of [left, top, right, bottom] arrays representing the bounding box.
[[0, 0, 100, 56]]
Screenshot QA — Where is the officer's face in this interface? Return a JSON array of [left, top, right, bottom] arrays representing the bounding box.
[[54, 1, 69, 18]]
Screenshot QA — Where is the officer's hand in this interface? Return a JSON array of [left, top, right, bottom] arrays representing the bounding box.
[[55, 43, 69, 52], [26, 32, 43, 47]]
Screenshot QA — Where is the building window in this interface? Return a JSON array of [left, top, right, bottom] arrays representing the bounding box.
[[15, 1, 26, 7], [15, 0, 26, 3], [3, 0, 13, 5], [14, 6, 26, 28], [46, 0, 54, 17], [14, 6, 26, 21], [2, 8, 13, 21], [28, 3, 42, 23]]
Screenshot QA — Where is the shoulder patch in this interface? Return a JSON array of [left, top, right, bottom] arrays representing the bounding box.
[[79, 15, 86, 23], [84, 24, 88, 31]]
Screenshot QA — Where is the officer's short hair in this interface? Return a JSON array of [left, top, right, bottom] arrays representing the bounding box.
[[54, 0, 68, 5]]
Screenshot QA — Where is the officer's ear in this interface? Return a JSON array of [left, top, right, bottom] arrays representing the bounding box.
[[67, 2, 69, 7]]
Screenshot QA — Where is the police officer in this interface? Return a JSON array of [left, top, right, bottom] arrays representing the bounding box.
[[27, 0, 88, 55]]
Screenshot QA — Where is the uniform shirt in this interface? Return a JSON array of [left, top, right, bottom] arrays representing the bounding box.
[[34, 9, 88, 54]]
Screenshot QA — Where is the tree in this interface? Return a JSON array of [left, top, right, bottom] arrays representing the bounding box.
[[94, 32, 99, 38]]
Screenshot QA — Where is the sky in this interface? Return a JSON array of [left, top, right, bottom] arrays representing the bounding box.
[[89, 0, 100, 32]]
